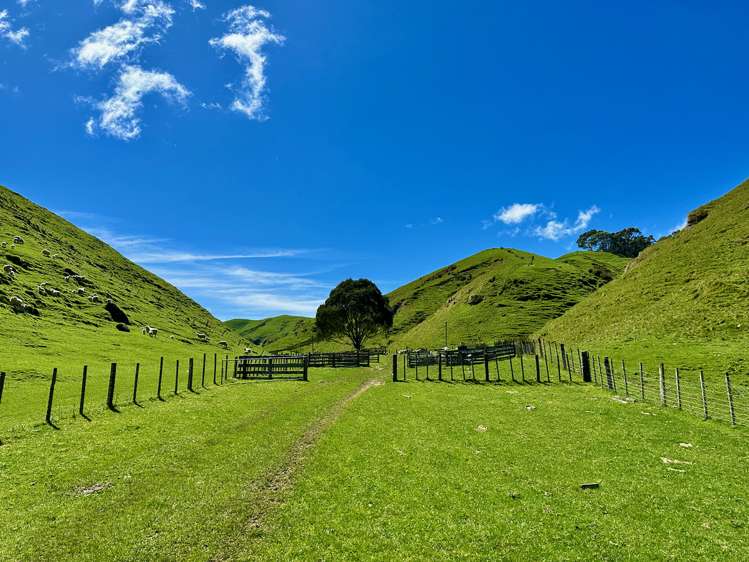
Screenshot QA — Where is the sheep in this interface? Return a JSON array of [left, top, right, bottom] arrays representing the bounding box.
[[218, 340, 229, 349], [13, 236, 24, 245], [3, 264, 17, 277], [1, 242, 5, 248], [76, 287, 86, 296], [89, 294, 101, 303], [243, 347, 255, 355], [196, 332, 209, 342], [42, 249, 51, 257], [9, 296, 25, 312], [141, 325, 158, 337]]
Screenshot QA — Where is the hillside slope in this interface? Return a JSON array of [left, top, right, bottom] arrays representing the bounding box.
[[225, 316, 316, 351], [538, 180, 749, 372], [227, 249, 627, 351], [388, 248, 627, 348], [0, 185, 246, 370]]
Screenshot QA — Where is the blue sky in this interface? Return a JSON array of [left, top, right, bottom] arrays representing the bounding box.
[[2, 1, 749, 319]]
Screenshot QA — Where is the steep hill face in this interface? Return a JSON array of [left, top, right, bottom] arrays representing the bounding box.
[[225, 316, 316, 351], [538, 181, 749, 361], [226, 249, 627, 351], [0, 185, 245, 368], [388, 248, 627, 348]]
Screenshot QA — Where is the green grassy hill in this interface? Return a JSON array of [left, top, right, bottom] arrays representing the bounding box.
[[387, 249, 627, 348], [225, 315, 317, 352], [0, 185, 247, 374], [538, 180, 749, 373], [227, 249, 627, 351]]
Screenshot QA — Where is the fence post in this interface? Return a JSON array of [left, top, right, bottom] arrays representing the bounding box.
[[157, 357, 164, 400], [403, 353, 407, 381], [392, 354, 398, 382], [543, 352, 550, 382], [268, 357, 273, 379], [699, 370, 708, 420], [725, 374, 736, 426], [174, 360, 180, 395], [560, 344, 567, 370], [581, 352, 591, 383], [226, 355, 230, 382], [45, 368, 58, 425], [568, 353, 573, 383], [107, 363, 117, 410], [510, 357, 516, 383], [604, 357, 613, 391], [555, 347, 561, 382], [202, 353, 206, 388], [133, 363, 140, 404], [520, 355, 525, 383], [598, 356, 604, 388], [622, 360, 628, 396], [303, 355, 309, 382], [77, 366, 87, 417], [535, 354, 541, 383], [438, 353, 443, 382], [188, 358, 194, 392], [213, 353, 217, 385], [592, 354, 598, 384], [485, 354, 490, 382], [0, 371, 6, 405], [675, 368, 682, 410], [658, 363, 666, 406], [639, 362, 645, 401]]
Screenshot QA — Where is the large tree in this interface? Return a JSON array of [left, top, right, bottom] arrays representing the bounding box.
[[577, 227, 655, 258], [315, 279, 394, 351]]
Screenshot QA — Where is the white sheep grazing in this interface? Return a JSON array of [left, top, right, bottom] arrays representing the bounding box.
[[218, 340, 228, 349], [10, 296, 25, 311], [141, 325, 158, 337], [42, 249, 51, 257], [13, 236, 24, 245], [76, 287, 86, 296], [1, 242, 6, 248], [3, 264, 16, 277], [89, 294, 101, 303], [244, 347, 254, 355]]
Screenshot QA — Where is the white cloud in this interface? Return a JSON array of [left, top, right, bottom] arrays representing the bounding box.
[[209, 5, 285, 120], [534, 205, 600, 241], [495, 203, 541, 225], [17, 0, 35, 7], [71, 1, 174, 69], [187, 0, 206, 10], [0, 9, 29, 47], [86, 65, 190, 140]]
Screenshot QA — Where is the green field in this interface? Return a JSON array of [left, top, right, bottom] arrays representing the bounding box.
[[2, 365, 747, 561]]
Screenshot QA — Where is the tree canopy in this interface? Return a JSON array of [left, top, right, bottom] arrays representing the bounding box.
[[315, 279, 394, 351], [576, 227, 655, 258]]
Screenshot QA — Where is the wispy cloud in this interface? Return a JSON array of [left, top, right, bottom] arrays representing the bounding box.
[[209, 5, 285, 120], [485, 202, 601, 241], [534, 205, 600, 241], [495, 203, 540, 225], [71, 1, 174, 70], [0, 9, 30, 47], [86, 65, 190, 140]]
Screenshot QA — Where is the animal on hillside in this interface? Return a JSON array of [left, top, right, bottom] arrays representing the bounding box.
[[89, 294, 101, 303], [243, 347, 255, 355], [39, 283, 61, 297], [42, 249, 51, 257], [1, 242, 6, 248], [76, 287, 86, 296], [196, 332, 209, 342], [141, 325, 158, 337], [218, 340, 228, 349], [9, 296, 25, 312], [13, 236, 24, 245], [3, 264, 17, 277]]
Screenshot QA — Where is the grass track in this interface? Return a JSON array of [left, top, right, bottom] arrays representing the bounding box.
[[239, 380, 749, 561], [0, 368, 373, 561]]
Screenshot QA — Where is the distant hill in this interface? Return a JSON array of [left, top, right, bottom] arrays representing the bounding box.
[[538, 180, 749, 373], [225, 315, 317, 352], [0, 185, 246, 369], [226, 249, 627, 351], [387, 248, 627, 348]]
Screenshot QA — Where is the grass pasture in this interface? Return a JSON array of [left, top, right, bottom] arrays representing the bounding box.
[[1, 364, 747, 561], [238, 378, 749, 561]]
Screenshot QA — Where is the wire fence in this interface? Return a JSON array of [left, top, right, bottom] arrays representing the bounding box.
[[0, 352, 236, 437], [391, 339, 747, 429]]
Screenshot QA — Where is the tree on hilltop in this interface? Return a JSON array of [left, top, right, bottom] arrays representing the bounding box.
[[315, 279, 394, 351], [577, 227, 655, 258]]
